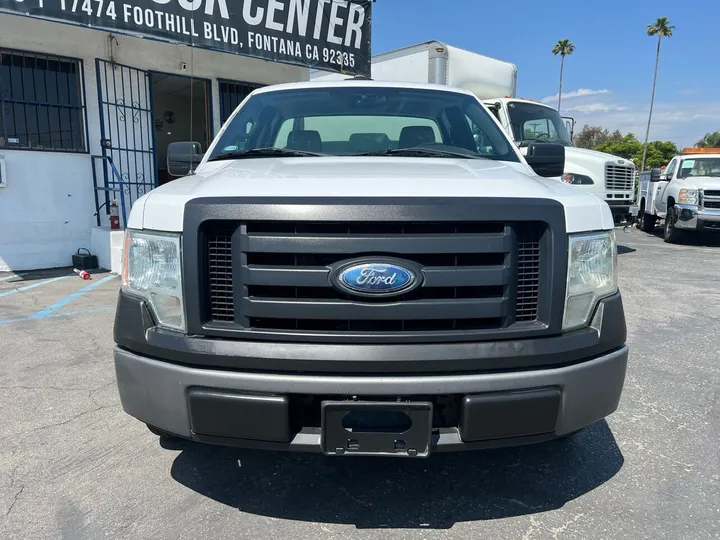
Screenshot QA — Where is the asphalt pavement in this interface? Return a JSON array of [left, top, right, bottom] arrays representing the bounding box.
[[0, 228, 718, 540]]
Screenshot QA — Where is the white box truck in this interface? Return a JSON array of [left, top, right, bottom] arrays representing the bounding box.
[[311, 41, 637, 223]]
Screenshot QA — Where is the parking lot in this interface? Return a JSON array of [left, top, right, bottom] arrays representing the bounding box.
[[1, 229, 718, 540]]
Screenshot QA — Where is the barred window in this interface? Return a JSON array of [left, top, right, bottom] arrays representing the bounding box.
[[0, 49, 87, 152], [219, 80, 262, 126]]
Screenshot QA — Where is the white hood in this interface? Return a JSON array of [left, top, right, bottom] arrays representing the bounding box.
[[129, 157, 614, 233], [681, 176, 720, 191], [564, 146, 634, 172]]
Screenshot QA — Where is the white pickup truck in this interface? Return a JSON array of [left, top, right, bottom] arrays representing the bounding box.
[[114, 80, 628, 458], [311, 41, 638, 224], [637, 149, 720, 243]]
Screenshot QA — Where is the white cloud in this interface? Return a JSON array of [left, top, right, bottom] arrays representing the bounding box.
[[542, 88, 610, 103], [565, 103, 629, 113], [569, 101, 720, 147]]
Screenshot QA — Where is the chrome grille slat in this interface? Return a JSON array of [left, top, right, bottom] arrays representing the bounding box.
[[605, 165, 635, 191]]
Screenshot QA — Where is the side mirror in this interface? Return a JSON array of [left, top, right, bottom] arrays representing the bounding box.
[[649, 168, 664, 182], [167, 141, 204, 177], [525, 142, 565, 178]]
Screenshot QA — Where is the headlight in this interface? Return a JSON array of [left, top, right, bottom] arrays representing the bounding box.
[[561, 172, 594, 185], [122, 230, 185, 331], [678, 189, 699, 205], [563, 231, 617, 331]]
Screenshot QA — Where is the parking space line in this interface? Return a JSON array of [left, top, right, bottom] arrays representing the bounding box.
[[29, 275, 119, 320], [0, 306, 115, 326], [23, 274, 118, 319], [0, 275, 72, 297]]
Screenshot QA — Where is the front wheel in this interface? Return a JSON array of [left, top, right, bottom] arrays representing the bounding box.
[[663, 207, 684, 244]]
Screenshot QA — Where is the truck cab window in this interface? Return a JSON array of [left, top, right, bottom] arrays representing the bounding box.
[[209, 87, 520, 163], [665, 159, 677, 179], [506, 101, 573, 146]]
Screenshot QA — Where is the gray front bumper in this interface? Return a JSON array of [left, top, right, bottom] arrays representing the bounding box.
[[115, 345, 628, 452], [675, 204, 720, 230]]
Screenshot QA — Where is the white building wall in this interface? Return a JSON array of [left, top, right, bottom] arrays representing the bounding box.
[[0, 14, 308, 271]]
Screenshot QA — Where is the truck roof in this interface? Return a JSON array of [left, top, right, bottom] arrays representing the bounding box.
[[252, 79, 479, 97]]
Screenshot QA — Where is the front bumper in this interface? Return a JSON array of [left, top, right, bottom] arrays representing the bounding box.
[[675, 205, 720, 231], [114, 292, 629, 453], [115, 345, 628, 452]]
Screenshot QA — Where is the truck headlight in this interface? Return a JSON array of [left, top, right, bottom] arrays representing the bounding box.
[[122, 230, 185, 331], [678, 189, 699, 205], [563, 231, 617, 331], [561, 173, 594, 185]]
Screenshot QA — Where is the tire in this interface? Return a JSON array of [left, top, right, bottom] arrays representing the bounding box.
[[637, 206, 657, 232], [146, 423, 177, 439], [663, 207, 684, 244]]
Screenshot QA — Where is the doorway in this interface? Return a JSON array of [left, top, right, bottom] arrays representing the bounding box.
[[151, 73, 211, 186]]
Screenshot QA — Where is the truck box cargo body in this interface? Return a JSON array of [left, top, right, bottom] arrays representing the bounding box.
[[311, 41, 637, 223]]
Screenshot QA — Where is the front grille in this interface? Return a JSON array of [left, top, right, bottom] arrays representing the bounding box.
[[704, 190, 720, 197], [704, 200, 720, 209], [207, 226, 234, 322], [516, 225, 541, 322], [605, 165, 635, 191], [203, 220, 546, 337], [703, 190, 720, 210]]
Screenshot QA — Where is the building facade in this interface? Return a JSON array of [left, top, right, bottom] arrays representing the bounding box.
[[0, 15, 310, 271]]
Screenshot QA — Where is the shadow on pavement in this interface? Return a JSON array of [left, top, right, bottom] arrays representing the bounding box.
[[617, 245, 636, 255], [168, 420, 623, 529]]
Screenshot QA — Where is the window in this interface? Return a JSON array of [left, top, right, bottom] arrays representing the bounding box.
[[219, 80, 262, 126], [506, 101, 573, 146], [665, 159, 677, 178], [678, 158, 720, 179], [209, 86, 519, 163], [0, 49, 86, 152]]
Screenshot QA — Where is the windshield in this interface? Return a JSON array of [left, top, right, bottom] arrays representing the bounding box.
[[208, 86, 520, 163], [678, 157, 720, 178], [506, 101, 573, 146]]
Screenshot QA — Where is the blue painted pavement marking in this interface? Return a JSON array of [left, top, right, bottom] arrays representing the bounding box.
[[0, 306, 116, 326], [0, 275, 72, 298], [29, 274, 119, 320]]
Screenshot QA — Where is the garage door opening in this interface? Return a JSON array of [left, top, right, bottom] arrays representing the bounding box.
[[152, 73, 211, 186]]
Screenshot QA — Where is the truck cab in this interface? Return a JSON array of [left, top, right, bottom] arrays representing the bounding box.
[[637, 149, 720, 243], [114, 80, 628, 457], [484, 98, 637, 223]]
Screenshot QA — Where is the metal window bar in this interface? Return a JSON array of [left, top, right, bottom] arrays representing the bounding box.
[[0, 49, 86, 152]]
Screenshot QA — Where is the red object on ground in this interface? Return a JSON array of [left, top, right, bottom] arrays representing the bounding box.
[[110, 200, 120, 230], [73, 268, 92, 280]]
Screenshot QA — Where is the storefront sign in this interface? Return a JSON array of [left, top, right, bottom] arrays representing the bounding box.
[[0, 0, 373, 76]]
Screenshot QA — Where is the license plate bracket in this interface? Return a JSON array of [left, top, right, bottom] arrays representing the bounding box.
[[321, 401, 433, 458]]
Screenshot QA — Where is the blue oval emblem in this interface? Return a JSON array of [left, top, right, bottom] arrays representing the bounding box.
[[337, 262, 416, 296]]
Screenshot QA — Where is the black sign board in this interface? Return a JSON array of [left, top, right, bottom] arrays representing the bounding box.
[[0, 0, 372, 76]]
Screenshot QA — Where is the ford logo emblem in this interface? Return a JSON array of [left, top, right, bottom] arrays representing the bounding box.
[[331, 259, 421, 297]]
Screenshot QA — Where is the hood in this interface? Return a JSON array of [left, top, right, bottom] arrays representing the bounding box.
[[564, 146, 634, 174], [130, 157, 612, 233], [680, 176, 720, 190]]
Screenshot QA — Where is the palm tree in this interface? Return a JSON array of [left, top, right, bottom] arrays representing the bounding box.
[[641, 17, 675, 171], [552, 39, 575, 112]]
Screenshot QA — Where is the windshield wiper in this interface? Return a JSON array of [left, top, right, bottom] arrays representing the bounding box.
[[208, 147, 324, 162], [520, 138, 570, 147], [357, 147, 484, 159]]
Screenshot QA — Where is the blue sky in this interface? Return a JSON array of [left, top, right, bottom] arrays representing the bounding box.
[[371, 0, 717, 148]]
